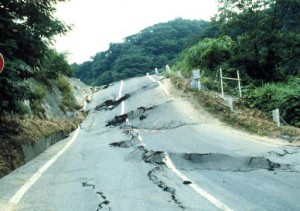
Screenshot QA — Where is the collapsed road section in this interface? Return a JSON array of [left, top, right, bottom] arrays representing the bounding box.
[[104, 76, 300, 210]]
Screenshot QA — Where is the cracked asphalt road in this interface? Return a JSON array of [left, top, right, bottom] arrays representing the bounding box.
[[0, 75, 300, 210]]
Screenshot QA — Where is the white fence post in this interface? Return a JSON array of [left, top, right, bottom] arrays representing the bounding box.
[[227, 98, 234, 112], [220, 68, 224, 98], [192, 69, 201, 90], [237, 71, 242, 97], [166, 65, 171, 74], [272, 109, 280, 127], [198, 70, 201, 91]]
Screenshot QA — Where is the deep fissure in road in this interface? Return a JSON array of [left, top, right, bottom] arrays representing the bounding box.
[[105, 102, 200, 131], [106, 105, 153, 127], [107, 101, 296, 211], [110, 134, 186, 210]]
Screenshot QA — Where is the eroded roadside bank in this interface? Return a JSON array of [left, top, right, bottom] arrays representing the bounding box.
[[0, 78, 92, 178]]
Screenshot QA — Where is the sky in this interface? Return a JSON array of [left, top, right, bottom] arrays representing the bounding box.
[[54, 0, 219, 64]]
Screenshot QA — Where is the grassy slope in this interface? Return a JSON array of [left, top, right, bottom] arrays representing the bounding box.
[[170, 76, 300, 140]]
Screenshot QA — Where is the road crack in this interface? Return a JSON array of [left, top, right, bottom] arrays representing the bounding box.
[[268, 149, 299, 157], [170, 152, 293, 172], [106, 106, 153, 127], [82, 180, 112, 210], [110, 129, 186, 210], [95, 94, 130, 111]]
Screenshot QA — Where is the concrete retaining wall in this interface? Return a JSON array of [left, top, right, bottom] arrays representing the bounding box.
[[22, 132, 68, 163]]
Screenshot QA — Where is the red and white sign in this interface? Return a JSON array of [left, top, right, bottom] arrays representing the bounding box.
[[0, 53, 4, 74]]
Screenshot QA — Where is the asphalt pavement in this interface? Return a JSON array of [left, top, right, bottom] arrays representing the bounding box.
[[0, 75, 299, 211]]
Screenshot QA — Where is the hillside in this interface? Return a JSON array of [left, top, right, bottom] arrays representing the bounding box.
[[0, 0, 92, 177], [73, 18, 209, 85]]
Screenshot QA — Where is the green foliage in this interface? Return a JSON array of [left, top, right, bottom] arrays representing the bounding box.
[[243, 77, 300, 126], [0, 0, 70, 115], [172, 36, 234, 85], [74, 18, 209, 86], [35, 49, 74, 89], [30, 85, 46, 117], [217, 0, 300, 81], [170, 1, 300, 126], [42, 49, 73, 78], [56, 76, 76, 113]]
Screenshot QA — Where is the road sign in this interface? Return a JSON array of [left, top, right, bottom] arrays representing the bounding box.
[[0, 53, 4, 73]]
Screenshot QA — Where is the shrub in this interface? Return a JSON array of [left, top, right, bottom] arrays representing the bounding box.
[[242, 78, 300, 126], [30, 85, 46, 117], [55, 76, 76, 113]]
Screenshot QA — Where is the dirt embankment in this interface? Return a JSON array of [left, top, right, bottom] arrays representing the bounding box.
[[0, 77, 91, 178]]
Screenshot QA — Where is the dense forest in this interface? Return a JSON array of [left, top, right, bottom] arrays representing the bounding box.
[[0, 0, 74, 115], [73, 18, 209, 85]]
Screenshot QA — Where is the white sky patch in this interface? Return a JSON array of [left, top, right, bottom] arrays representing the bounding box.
[[54, 0, 218, 64]]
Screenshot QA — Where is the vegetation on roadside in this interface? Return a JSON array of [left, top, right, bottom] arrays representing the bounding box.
[[56, 76, 78, 114], [0, 0, 71, 115], [30, 85, 47, 118], [0, 0, 82, 178], [171, 76, 300, 139], [171, 0, 300, 127]]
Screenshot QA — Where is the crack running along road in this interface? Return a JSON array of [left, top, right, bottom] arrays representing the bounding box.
[[118, 77, 233, 211]]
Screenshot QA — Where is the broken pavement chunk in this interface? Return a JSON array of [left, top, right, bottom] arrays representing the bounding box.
[[183, 181, 192, 185], [106, 114, 128, 127], [95, 93, 130, 111]]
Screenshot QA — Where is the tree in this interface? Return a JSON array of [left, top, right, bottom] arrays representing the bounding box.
[[75, 18, 209, 86], [0, 0, 70, 114], [172, 36, 234, 76], [217, 0, 300, 81]]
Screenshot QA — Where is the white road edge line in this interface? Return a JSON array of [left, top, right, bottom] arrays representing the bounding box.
[[117, 80, 124, 100], [121, 79, 232, 210], [136, 131, 233, 211], [164, 153, 233, 211], [9, 126, 80, 206], [147, 75, 171, 96], [118, 80, 125, 115]]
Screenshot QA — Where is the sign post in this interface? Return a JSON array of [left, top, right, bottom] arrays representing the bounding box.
[[0, 53, 4, 74]]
